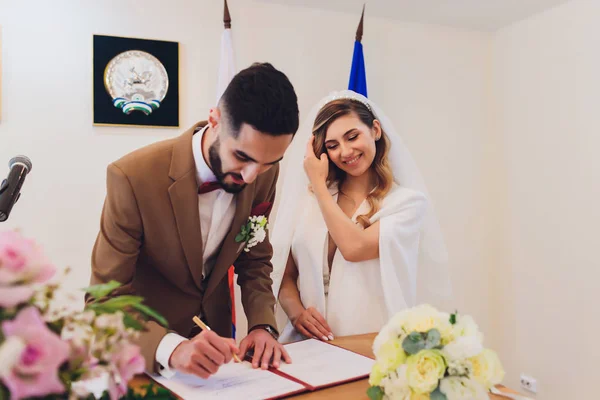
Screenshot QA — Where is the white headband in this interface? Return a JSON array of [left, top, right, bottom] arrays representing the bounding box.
[[317, 93, 373, 113]]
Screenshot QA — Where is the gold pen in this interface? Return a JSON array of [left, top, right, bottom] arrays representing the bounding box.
[[192, 316, 242, 363]]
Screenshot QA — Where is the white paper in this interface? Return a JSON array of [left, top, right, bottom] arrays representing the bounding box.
[[150, 362, 304, 400], [277, 339, 375, 388]]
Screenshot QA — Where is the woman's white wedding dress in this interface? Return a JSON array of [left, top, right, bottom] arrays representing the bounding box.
[[278, 183, 427, 343], [271, 90, 452, 344]]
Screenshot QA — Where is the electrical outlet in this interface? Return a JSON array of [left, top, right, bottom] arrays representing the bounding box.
[[520, 374, 537, 393]]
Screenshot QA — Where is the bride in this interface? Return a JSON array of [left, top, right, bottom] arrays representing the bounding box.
[[271, 90, 451, 343]]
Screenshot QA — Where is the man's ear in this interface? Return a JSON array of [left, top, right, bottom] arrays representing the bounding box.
[[208, 107, 222, 130]]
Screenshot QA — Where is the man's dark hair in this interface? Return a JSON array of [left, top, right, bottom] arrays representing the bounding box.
[[219, 62, 299, 137]]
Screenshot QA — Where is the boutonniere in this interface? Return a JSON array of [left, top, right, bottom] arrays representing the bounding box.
[[235, 202, 273, 252]]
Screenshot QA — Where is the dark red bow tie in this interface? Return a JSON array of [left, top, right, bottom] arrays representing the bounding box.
[[198, 181, 222, 194]]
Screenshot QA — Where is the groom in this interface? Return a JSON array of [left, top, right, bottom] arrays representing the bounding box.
[[90, 62, 299, 378]]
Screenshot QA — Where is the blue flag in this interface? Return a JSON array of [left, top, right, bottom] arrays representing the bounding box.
[[348, 40, 367, 97], [348, 6, 367, 97]]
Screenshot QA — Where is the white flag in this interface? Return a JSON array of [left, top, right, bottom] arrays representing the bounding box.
[[216, 28, 235, 103]]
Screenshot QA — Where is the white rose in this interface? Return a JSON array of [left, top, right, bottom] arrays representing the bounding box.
[[439, 377, 488, 400], [438, 311, 455, 344], [405, 350, 446, 394], [402, 304, 441, 333], [381, 365, 411, 400], [400, 305, 454, 344], [374, 308, 431, 356], [443, 336, 483, 362], [470, 349, 505, 389], [0, 336, 26, 377], [375, 338, 407, 372], [452, 314, 483, 342], [375, 306, 451, 357], [373, 322, 399, 355]]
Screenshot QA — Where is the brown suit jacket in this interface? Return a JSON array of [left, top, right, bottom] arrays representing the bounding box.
[[90, 121, 279, 372]]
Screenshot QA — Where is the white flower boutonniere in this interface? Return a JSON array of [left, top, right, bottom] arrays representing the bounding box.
[[235, 215, 268, 252], [235, 202, 272, 252]]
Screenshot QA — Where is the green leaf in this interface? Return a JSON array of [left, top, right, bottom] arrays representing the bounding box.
[[59, 369, 76, 392], [450, 310, 458, 325], [130, 383, 178, 399], [123, 312, 145, 330], [87, 295, 144, 314], [424, 328, 442, 349], [431, 387, 448, 400], [133, 303, 169, 328], [0, 308, 17, 323], [47, 319, 65, 335], [402, 331, 426, 355], [81, 280, 122, 299], [0, 383, 10, 400], [70, 367, 87, 382], [235, 232, 247, 243], [97, 295, 143, 309], [366, 386, 384, 400]]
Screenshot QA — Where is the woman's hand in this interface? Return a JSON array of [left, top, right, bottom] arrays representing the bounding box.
[[291, 306, 334, 341], [304, 136, 329, 187]]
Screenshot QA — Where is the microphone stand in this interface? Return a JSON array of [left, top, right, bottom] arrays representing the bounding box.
[[0, 180, 12, 222]]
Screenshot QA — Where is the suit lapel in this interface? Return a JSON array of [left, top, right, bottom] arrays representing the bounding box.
[[168, 123, 206, 291], [204, 184, 254, 299]]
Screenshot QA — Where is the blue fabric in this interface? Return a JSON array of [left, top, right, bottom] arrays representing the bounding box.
[[348, 40, 367, 97]]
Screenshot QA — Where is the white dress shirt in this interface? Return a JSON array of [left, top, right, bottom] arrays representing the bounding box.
[[155, 125, 236, 377]]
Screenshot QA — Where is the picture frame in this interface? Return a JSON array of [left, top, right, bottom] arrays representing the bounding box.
[[93, 34, 179, 128]]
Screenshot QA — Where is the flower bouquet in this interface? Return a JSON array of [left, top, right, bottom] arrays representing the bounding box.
[[367, 305, 505, 400], [0, 230, 174, 400]]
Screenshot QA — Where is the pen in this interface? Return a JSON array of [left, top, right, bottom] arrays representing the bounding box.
[[192, 316, 242, 363]]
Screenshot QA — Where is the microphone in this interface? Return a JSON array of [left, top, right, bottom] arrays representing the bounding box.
[[0, 156, 33, 222]]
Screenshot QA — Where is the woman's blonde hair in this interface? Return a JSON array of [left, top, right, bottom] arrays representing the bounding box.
[[312, 99, 393, 228]]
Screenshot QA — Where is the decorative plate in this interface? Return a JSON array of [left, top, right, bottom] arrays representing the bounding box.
[[103, 50, 169, 115]]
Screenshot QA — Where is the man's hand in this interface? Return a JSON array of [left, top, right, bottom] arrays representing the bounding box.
[[239, 328, 292, 370], [169, 330, 239, 378]]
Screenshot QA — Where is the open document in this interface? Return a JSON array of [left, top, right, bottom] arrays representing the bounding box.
[[149, 339, 375, 400]]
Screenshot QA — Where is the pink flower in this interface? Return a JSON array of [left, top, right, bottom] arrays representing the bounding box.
[[0, 285, 36, 307], [0, 231, 56, 285], [115, 343, 145, 382], [1, 307, 70, 400], [110, 343, 145, 399]]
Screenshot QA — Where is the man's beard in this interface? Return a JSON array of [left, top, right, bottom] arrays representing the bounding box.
[[208, 138, 246, 194]]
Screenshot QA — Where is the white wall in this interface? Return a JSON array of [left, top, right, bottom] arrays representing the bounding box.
[[3, 0, 595, 397], [491, 1, 599, 399], [0, 0, 494, 372]]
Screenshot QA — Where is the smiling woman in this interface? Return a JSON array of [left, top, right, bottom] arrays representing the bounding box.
[[273, 90, 451, 345], [311, 98, 389, 228]]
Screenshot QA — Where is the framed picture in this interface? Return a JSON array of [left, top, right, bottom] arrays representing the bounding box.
[[93, 34, 179, 128]]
